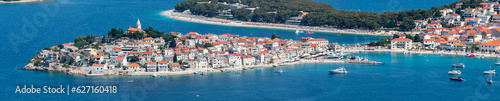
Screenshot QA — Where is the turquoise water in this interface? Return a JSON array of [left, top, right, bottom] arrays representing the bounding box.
[[3, 0, 498, 100]]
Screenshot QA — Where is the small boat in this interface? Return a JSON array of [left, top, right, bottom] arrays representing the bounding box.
[[295, 30, 304, 34], [468, 54, 475, 58], [242, 67, 247, 70], [451, 63, 465, 68], [450, 77, 465, 81], [329, 67, 348, 74], [276, 69, 284, 73], [484, 65, 496, 74], [448, 70, 462, 75], [306, 31, 314, 34], [484, 69, 496, 75], [273, 65, 278, 67], [152, 74, 157, 77], [128, 80, 134, 82], [495, 62, 500, 66], [487, 79, 493, 84], [495, 57, 500, 66]]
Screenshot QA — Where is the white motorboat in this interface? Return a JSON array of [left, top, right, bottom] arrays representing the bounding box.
[[295, 30, 304, 34], [276, 69, 284, 73], [495, 62, 500, 66], [329, 67, 348, 74], [451, 63, 465, 68], [487, 79, 493, 84], [152, 74, 157, 77], [484, 69, 496, 75], [448, 70, 462, 75]]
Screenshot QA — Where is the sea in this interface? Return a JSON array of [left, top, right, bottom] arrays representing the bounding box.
[[1, 0, 498, 100]]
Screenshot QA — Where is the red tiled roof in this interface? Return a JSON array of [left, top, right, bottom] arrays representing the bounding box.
[[392, 38, 412, 41]]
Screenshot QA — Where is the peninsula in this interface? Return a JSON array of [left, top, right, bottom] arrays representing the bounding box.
[[22, 19, 382, 76], [163, 0, 479, 35]]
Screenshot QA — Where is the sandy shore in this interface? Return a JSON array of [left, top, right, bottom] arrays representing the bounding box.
[[161, 10, 394, 36], [0, 0, 51, 4]]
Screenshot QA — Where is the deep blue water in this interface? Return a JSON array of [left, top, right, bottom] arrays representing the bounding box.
[[313, 0, 458, 13], [3, 0, 498, 100]]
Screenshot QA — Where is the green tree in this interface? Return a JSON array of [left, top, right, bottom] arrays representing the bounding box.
[[413, 35, 421, 42], [58, 44, 64, 49], [393, 34, 400, 38], [203, 43, 213, 48], [34, 60, 43, 67], [271, 34, 281, 39], [128, 55, 140, 63], [400, 18, 416, 31]]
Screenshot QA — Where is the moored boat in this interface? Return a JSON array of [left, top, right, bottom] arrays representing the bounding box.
[[276, 69, 284, 73], [484, 69, 496, 75], [329, 67, 348, 74], [451, 63, 465, 68], [450, 77, 465, 81], [448, 70, 461, 75]]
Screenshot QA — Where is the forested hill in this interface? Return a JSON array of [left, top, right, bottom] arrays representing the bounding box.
[[174, 0, 483, 30]]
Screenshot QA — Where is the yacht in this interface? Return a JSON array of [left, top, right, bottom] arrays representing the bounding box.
[[451, 63, 465, 68], [448, 70, 462, 75], [450, 77, 465, 81], [329, 67, 348, 74]]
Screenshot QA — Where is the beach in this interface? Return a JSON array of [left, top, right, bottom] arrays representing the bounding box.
[[161, 10, 396, 36]]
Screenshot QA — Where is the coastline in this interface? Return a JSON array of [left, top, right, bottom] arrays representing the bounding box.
[[21, 59, 371, 77], [0, 0, 52, 4], [161, 10, 394, 36]]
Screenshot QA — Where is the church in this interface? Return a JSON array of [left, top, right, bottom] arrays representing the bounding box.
[[126, 19, 145, 33]]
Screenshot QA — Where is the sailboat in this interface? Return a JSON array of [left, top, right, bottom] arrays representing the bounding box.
[[487, 71, 493, 84], [487, 74, 493, 84], [484, 65, 496, 75], [495, 56, 500, 66], [451, 58, 465, 68]]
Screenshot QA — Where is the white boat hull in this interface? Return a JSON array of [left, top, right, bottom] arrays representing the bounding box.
[[329, 70, 348, 74]]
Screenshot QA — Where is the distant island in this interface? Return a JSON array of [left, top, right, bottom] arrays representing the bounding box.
[[0, 0, 51, 4], [173, 0, 481, 31]]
